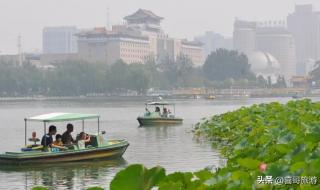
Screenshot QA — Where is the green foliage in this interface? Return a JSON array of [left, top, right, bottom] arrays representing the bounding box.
[[203, 49, 256, 81], [0, 57, 203, 96], [86, 187, 104, 190], [110, 164, 165, 190], [0, 50, 275, 97], [194, 99, 320, 189], [31, 187, 50, 190]]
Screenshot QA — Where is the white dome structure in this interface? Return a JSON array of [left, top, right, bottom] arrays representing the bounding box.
[[247, 51, 281, 83]]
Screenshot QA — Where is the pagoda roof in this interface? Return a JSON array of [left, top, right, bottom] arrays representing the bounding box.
[[124, 9, 163, 21]]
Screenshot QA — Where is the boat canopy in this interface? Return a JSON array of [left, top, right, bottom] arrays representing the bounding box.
[[26, 112, 100, 122], [146, 102, 174, 106]]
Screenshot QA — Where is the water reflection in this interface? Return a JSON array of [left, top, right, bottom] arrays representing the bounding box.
[[0, 159, 127, 190]]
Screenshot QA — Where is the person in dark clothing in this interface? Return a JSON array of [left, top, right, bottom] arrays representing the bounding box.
[[41, 125, 66, 151], [41, 125, 56, 147], [62, 123, 75, 146]]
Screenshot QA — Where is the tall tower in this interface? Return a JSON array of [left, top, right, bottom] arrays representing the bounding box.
[[17, 35, 23, 66], [106, 7, 111, 30]]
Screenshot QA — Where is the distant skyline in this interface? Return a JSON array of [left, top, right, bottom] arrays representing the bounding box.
[[0, 0, 319, 54]]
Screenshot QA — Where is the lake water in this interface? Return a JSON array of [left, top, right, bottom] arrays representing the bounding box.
[[0, 97, 305, 189]]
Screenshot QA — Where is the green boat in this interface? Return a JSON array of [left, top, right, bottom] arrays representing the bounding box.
[[137, 102, 183, 126], [0, 113, 129, 165]]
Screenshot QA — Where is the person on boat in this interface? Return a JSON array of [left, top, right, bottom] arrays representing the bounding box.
[[53, 134, 64, 146], [78, 132, 91, 149], [52, 134, 67, 151], [41, 125, 66, 150], [162, 107, 168, 117], [62, 123, 75, 146]]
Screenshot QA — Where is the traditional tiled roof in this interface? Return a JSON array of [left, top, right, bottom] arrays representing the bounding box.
[[124, 9, 163, 21]]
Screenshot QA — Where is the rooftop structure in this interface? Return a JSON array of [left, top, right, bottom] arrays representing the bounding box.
[[124, 9, 164, 33], [124, 9, 163, 25]]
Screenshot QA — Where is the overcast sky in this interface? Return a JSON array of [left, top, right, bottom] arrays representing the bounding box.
[[0, 0, 319, 54]]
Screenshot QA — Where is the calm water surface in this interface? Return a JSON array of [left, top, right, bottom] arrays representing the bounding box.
[[0, 97, 307, 189]]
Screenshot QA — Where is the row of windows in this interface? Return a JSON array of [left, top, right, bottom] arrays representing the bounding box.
[[120, 42, 149, 48], [120, 54, 146, 59], [120, 48, 149, 54]]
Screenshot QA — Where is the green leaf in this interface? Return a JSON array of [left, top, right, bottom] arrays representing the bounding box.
[[86, 187, 104, 190], [231, 171, 249, 180], [274, 144, 289, 154], [237, 158, 261, 170], [158, 181, 183, 190], [31, 187, 50, 190], [194, 170, 214, 182], [290, 161, 306, 172], [110, 164, 165, 190]]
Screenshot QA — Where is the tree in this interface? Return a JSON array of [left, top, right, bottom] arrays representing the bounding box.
[[203, 49, 255, 81], [156, 54, 195, 88], [106, 59, 129, 92], [127, 63, 150, 94]]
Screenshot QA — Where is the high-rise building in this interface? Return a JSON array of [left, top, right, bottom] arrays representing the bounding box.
[[43, 26, 78, 54], [233, 19, 297, 80], [233, 20, 257, 54], [195, 31, 233, 56], [256, 27, 297, 79], [287, 4, 320, 75]]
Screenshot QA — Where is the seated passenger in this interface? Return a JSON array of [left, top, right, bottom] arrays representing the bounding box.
[[41, 125, 66, 151], [52, 134, 67, 152], [78, 132, 91, 149], [53, 134, 64, 146], [162, 107, 168, 117], [154, 106, 161, 116]]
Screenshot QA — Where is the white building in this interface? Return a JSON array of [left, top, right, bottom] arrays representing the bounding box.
[[247, 51, 281, 83], [77, 9, 204, 66], [77, 29, 150, 64]]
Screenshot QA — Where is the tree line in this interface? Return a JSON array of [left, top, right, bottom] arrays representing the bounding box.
[[0, 49, 285, 97]]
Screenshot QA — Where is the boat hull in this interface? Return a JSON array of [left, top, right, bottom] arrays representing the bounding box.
[[137, 117, 183, 126], [0, 140, 129, 165]]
